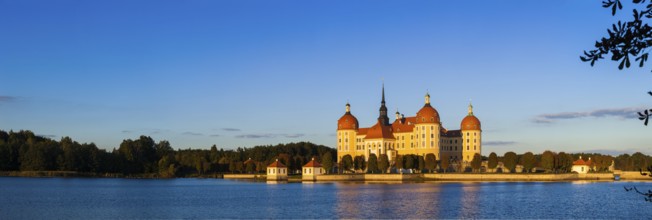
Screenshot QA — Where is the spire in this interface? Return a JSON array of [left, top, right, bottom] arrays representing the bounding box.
[[345, 102, 351, 113], [468, 100, 474, 116], [378, 83, 389, 125], [381, 83, 386, 105], [425, 92, 431, 105]]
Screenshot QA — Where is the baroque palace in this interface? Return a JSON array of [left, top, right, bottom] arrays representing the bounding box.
[[336, 85, 482, 164]]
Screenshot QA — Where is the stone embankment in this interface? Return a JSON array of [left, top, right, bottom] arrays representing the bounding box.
[[224, 172, 651, 182]]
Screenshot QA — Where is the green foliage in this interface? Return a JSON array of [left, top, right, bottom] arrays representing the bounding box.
[[519, 152, 536, 173], [322, 152, 334, 174], [367, 154, 379, 173], [417, 155, 425, 173], [487, 152, 498, 170], [404, 154, 415, 172], [541, 151, 556, 172], [425, 153, 436, 173], [353, 155, 366, 171], [395, 155, 404, 170], [440, 155, 450, 173], [556, 152, 574, 172], [341, 155, 354, 173], [503, 152, 518, 173], [321, 151, 333, 173], [0, 129, 336, 177], [471, 153, 482, 172], [378, 154, 389, 173]]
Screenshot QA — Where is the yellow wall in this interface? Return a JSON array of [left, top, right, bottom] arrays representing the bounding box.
[[461, 129, 481, 162]]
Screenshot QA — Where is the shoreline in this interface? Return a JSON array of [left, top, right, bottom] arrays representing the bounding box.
[[3, 171, 651, 182]]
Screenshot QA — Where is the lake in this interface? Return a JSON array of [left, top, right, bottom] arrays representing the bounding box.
[[0, 177, 650, 219]]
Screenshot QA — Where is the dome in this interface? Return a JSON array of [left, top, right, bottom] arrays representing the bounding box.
[[416, 104, 440, 124], [338, 113, 359, 130], [461, 115, 481, 130]]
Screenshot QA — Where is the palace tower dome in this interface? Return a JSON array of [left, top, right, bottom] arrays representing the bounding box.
[[337, 103, 359, 130], [416, 93, 440, 124], [461, 102, 481, 130]]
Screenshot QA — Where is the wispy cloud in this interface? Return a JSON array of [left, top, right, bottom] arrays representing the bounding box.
[[283, 134, 305, 138], [483, 141, 516, 146], [181, 132, 203, 136], [235, 133, 306, 139], [121, 130, 132, 134], [209, 134, 220, 137], [38, 134, 57, 139], [222, 128, 241, 132], [0, 96, 17, 104], [533, 107, 641, 124], [235, 134, 275, 139]]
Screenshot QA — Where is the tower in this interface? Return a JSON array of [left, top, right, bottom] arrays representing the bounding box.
[[378, 84, 390, 125], [461, 101, 482, 163]]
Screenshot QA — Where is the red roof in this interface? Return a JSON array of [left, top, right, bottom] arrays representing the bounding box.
[[338, 112, 359, 130], [392, 118, 414, 133], [573, 158, 592, 166], [303, 159, 322, 167], [268, 159, 286, 168], [365, 120, 395, 139], [461, 115, 481, 130], [357, 127, 369, 135], [416, 104, 440, 124]]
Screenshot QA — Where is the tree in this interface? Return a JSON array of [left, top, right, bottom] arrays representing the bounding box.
[[425, 153, 436, 173], [367, 154, 379, 173], [322, 152, 333, 174], [417, 155, 425, 173], [519, 152, 536, 173], [440, 155, 450, 173], [378, 154, 389, 173], [487, 152, 498, 172], [541, 151, 556, 172], [556, 152, 574, 172], [471, 153, 482, 172], [503, 152, 518, 173], [404, 154, 415, 172], [395, 155, 404, 172], [341, 155, 354, 173], [581, 0, 652, 125]]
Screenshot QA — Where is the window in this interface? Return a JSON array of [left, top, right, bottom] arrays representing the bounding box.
[[431, 134, 434, 138], [422, 134, 425, 139], [431, 141, 434, 147], [467, 139, 469, 143], [474, 146, 476, 150], [422, 141, 425, 148], [467, 132, 470, 136], [431, 126, 434, 130], [338, 139, 341, 143], [467, 146, 469, 150]]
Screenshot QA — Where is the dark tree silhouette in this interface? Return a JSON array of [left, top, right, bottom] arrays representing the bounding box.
[[581, 0, 652, 125]]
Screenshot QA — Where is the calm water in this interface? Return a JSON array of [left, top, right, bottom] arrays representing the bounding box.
[[0, 177, 651, 219]]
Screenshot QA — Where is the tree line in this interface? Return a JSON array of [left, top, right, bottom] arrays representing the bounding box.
[[325, 150, 652, 174], [0, 130, 335, 177]]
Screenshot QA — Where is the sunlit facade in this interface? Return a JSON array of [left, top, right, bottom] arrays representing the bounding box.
[[336, 85, 482, 164]]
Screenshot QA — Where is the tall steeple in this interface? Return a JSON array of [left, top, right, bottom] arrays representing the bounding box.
[[378, 83, 389, 125]]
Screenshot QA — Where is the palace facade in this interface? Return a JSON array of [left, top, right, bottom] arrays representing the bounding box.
[[336, 85, 482, 164]]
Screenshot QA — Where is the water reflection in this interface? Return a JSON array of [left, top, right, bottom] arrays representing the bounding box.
[[459, 182, 480, 219], [334, 182, 447, 218]]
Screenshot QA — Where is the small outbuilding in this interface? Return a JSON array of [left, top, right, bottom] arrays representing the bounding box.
[[267, 159, 288, 181], [302, 158, 325, 181], [572, 156, 593, 174]]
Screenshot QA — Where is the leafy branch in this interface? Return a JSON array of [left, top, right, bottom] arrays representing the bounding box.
[[582, 0, 652, 126]]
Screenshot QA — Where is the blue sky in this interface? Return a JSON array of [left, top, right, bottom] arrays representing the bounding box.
[[1, 0, 650, 155]]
